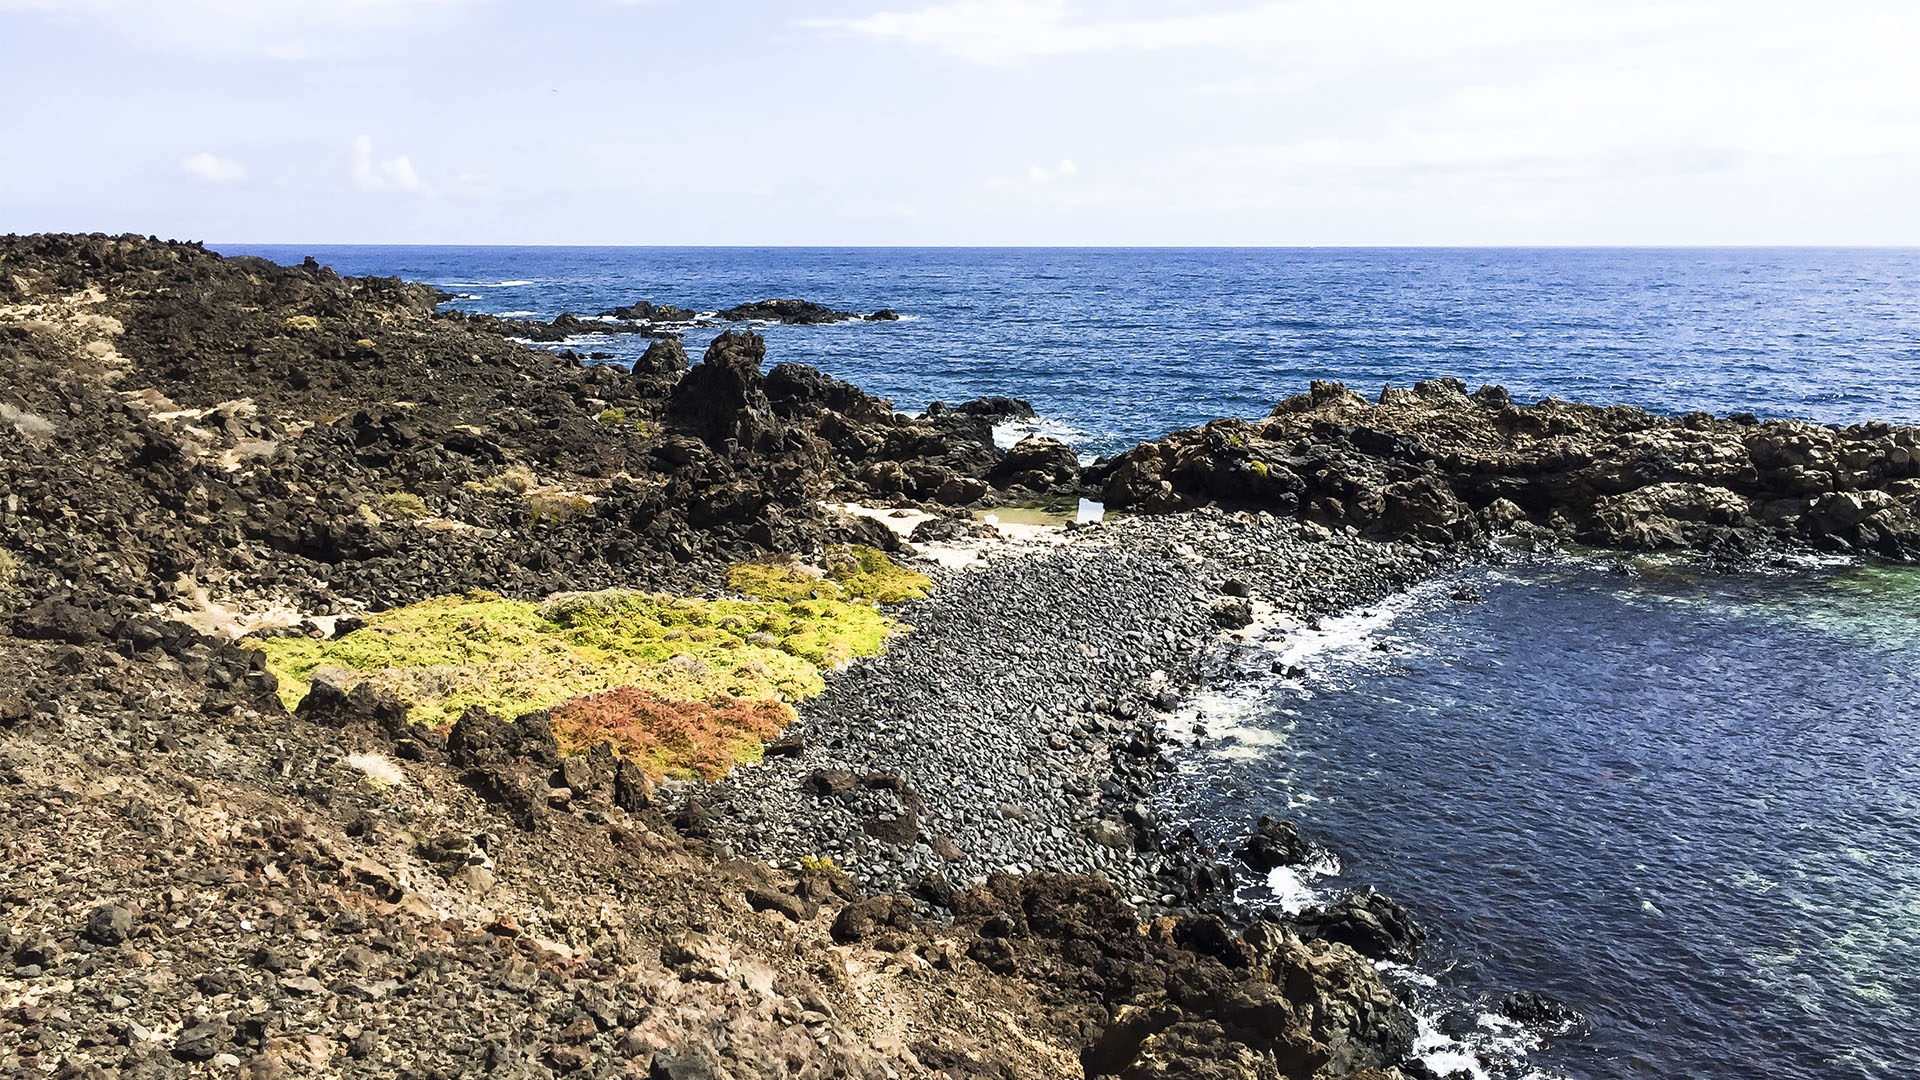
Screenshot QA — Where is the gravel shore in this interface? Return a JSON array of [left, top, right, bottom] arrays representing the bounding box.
[[708, 508, 1459, 905]]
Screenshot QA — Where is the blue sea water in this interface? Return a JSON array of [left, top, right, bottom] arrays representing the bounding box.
[[1170, 559, 1920, 1080], [219, 245, 1920, 1079], [219, 246, 1920, 456]]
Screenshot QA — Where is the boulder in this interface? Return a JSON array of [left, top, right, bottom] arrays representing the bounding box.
[[1294, 889, 1424, 963], [633, 337, 689, 376], [1237, 817, 1313, 870], [990, 436, 1080, 490], [666, 331, 777, 451]]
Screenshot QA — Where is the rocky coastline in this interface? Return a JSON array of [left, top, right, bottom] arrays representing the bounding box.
[[4, 234, 1917, 1079]]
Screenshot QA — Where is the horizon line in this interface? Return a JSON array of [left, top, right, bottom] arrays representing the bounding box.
[[207, 241, 1920, 251]]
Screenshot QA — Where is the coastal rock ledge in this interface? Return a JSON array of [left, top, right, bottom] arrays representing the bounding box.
[[1092, 378, 1920, 560]]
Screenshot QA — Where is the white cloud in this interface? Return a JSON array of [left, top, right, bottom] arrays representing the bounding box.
[[805, 0, 1712, 66], [1027, 159, 1077, 182], [181, 152, 245, 183], [351, 135, 434, 194], [0, 0, 480, 56]]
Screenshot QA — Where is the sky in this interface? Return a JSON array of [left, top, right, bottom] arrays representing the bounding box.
[[2, 0, 1917, 245]]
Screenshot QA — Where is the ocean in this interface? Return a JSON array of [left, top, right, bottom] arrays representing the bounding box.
[[221, 244, 1920, 1079]]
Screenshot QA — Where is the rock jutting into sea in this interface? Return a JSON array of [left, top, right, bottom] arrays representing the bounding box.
[[2, 234, 1917, 1079], [1093, 377, 1920, 561]]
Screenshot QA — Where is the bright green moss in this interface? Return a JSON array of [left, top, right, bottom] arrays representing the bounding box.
[[727, 561, 843, 602], [596, 407, 627, 426], [833, 544, 932, 603], [248, 586, 903, 726], [729, 545, 931, 605]]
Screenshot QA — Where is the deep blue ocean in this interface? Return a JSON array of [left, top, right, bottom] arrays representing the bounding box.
[[223, 245, 1920, 1080], [221, 246, 1920, 456]]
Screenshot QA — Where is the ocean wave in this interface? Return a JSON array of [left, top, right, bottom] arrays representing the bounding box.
[[992, 415, 1086, 451], [498, 310, 542, 318], [1261, 848, 1341, 915], [437, 279, 536, 288], [1400, 1000, 1562, 1080]]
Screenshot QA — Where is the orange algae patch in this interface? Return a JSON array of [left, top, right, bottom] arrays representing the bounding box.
[[550, 687, 792, 781]]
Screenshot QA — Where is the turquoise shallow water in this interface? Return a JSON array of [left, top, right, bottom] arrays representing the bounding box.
[[1169, 560, 1920, 1079]]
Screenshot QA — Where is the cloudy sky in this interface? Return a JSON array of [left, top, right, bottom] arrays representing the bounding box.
[[2, 0, 1916, 244]]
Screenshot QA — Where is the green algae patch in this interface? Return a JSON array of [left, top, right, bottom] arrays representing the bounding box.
[[728, 545, 931, 605], [248, 586, 903, 729]]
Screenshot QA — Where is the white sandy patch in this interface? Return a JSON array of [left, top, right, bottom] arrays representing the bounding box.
[[345, 753, 406, 789], [825, 501, 939, 539], [824, 500, 1101, 572], [167, 581, 348, 640]]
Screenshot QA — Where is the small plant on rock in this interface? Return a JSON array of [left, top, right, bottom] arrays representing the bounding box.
[[381, 491, 430, 520], [800, 854, 843, 875]]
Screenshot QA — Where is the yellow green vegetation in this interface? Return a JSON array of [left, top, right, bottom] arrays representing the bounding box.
[[799, 854, 843, 875], [1249, 459, 1271, 477], [381, 491, 430, 520], [246, 566, 929, 778], [525, 487, 593, 523], [471, 465, 537, 496], [729, 545, 932, 604], [252, 587, 900, 722], [596, 407, 627, 426], [248, 549, 931, 780]]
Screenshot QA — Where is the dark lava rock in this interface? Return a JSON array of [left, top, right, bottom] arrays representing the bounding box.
[[667, 331, 778, 451], [172, 1021, 231, 1062], [1237, 816, 1313, 870], [717, 299, 856, 325], [1501, 990, 1583, 1028], [1295, 889, 1425, 963], [804, 768, 856, 797], [82, 903, 135, 945], [1097, 376, 1920, 561], [1210, 597, 1254, 629], [634, 337, 690, 375], [991, 436, 1080, 490], [831, 896, 917, 944], [606, 299, 696, 323]]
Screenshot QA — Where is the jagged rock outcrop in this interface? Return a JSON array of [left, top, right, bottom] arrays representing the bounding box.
[[952, 874, 1415, 1079], [0, 235, 1019, 648], [1093, 378, 1920, 560]]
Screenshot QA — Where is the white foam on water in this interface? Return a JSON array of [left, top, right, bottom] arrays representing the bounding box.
[[1262, 848, 1343, 914], [438, 279, 536, 288], [1264, 584, 1439, 675], [498, 310, 541, 318], [992, 415, 1085, 450], [1405, 1005, 1561, 1080]]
